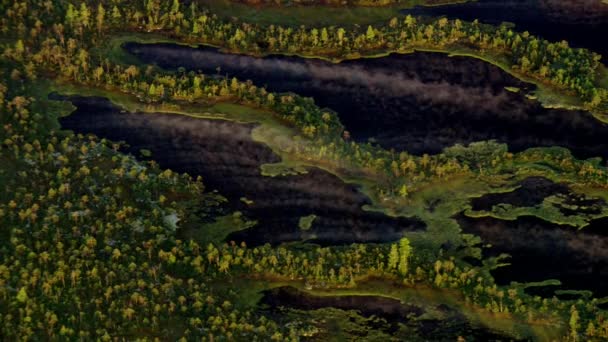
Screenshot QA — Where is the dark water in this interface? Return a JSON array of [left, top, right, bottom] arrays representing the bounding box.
[[403, 0, 608, 62], [261, 286, 424, 322], [53, 94, 424, 246], [124, 42, 608, 160], [471, 176, 605, 216], [261, 286, 522, 341], [471, 177, 570, 210], [456, 214, 608, 296]]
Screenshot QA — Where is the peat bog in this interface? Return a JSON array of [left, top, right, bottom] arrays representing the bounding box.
[[125, 42, 608, 159], [53, 94, 424, 246]]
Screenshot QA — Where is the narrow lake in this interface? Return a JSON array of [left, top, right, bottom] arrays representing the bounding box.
[[124, 42, 608, 160]]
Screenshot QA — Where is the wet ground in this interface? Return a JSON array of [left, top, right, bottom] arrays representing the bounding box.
[[124, 42, 608, 159], [54, 93, 424, 246]]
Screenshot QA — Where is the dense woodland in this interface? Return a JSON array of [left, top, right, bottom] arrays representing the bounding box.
[[2, 0, 608, 340]]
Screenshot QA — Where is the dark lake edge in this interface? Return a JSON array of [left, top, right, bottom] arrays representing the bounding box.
[[124, 41, 608, 161], [260, 286, 525, 340]]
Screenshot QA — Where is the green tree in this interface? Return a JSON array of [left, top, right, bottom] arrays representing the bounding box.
[[398, 238, 411, 276], [171, 0, 180, 14], [398, 184, 408, 198], [366, 25, 375, 41], [337, 27, 345, 45], [96, 4, 106, 33], [14, 40, 25, 59], [388, 244, 398, 270], [404, 15, 416, 29], [79, 3, 91, 29], [569, 305, 580, 341], [16, 287, 28, 303], [111, 6, 121, 25], [321, 28, 329, 44], [65, 4, 76, 27], [585, 322, 596, 338]]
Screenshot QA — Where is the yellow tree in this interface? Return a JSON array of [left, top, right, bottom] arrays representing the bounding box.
[[96, 4, 105, 33], [398, 238, 411, 276]]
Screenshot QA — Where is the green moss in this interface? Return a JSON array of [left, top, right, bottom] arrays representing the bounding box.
[[240, 197, 255, 205], [261, 162, 309, 177], [183, 211, 257, 245], [139, 149, 152, 157], [554, 290, 593, 299], [520, 279, 562, 289], [504, 86, 521, 93], [298, 215, 317, 231]]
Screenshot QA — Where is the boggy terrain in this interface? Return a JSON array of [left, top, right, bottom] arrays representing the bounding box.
[[54, 94, 424, 246], [260, 286, 521, 340], [456, 213, 608, 296], [125, 42, 608, 159], [402, 0, 608, 62], [471, 176, 606, 216], [471, 177, 570, 210]]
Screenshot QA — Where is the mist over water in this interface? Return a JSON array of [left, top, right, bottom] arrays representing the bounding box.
[[125, 42, 608, 159], [55, 94, 424, 246]]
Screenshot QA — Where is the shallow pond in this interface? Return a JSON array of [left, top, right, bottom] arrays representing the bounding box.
[[260, 286, 522, 340], [125, 42, 608, 160], [456, 213, 608, 296], [402, 0, 608, 62], [53, 94, 424, 246]]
